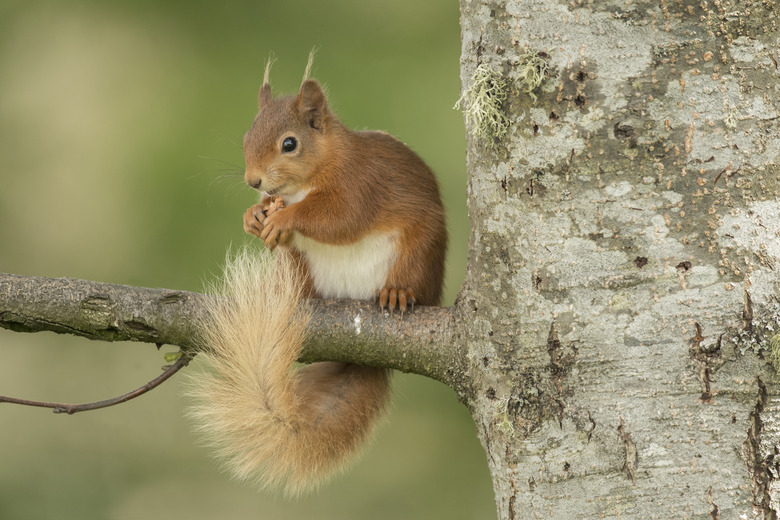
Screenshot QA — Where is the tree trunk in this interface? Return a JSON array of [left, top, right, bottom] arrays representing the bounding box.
[[457, 0, 780, 518]]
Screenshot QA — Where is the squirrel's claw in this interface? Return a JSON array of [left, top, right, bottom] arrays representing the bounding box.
[[403, 288, 416, 313], [375, 288, 389, 310], [398, 290, 408, 314], [388, 289, 398, 314]]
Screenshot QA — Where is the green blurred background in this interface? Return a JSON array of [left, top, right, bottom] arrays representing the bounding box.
[[0, 1, 495, 519]]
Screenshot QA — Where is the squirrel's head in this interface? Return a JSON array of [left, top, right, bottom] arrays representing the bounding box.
[[243, 79, 334, 199]]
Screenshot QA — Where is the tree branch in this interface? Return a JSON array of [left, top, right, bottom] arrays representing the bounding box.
[[0, 273, 465, 390]]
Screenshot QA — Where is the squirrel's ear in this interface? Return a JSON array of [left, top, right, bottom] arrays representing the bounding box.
[[295, 79, 328, 131], [258, 83, 271, 110]]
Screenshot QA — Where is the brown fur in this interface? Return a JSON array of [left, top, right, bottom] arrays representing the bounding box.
[[242, 79, 447, 305], [194, 77, 446, 494]]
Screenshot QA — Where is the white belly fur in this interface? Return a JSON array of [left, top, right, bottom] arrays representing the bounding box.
[[291, 231, 398, 300]]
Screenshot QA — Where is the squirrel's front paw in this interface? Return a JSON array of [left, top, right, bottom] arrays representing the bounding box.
[[260, 210, 293, 251], [243, 204, 267, 239], [374, 287, 416, 316], [244, 197, 287, 245]]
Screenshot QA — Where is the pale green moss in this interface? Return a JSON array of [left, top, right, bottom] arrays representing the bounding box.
[[770, 334, 780, 372], [454, 64, 510, 144], [493, 397, 516, 437], [724, 108, 738, 130], [516, 52, 549, 102], [734, 302, 780, 374]]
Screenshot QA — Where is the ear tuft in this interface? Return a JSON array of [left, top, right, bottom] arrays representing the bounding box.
[[295, 79, 328, 131], [258, 56, 275, 109], [302, 47, 317, 84]]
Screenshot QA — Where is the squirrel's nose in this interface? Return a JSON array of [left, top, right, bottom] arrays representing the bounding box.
[[245, 171, 262, 190]]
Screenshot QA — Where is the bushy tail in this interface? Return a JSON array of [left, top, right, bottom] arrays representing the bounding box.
[[187, 248, 391, 495]]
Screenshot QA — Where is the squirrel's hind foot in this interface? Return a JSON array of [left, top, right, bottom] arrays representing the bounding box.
[[374, 287, 415, 316]]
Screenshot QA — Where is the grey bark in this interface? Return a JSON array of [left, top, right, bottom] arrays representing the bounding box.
[[457, 0, 780, 518], [2, 1, 780, 519]]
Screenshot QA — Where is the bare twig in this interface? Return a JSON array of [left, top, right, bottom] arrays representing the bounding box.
[[0, 353, 192, 414]]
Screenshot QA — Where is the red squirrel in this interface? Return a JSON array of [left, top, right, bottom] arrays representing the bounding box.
[[188, 66, 447, 494]]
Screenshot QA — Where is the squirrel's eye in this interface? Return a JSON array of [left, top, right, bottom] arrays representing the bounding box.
[[281, 137, 298, 153]]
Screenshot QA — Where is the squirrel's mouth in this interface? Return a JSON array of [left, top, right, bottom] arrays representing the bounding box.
[[264, 186, 283, 197]]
